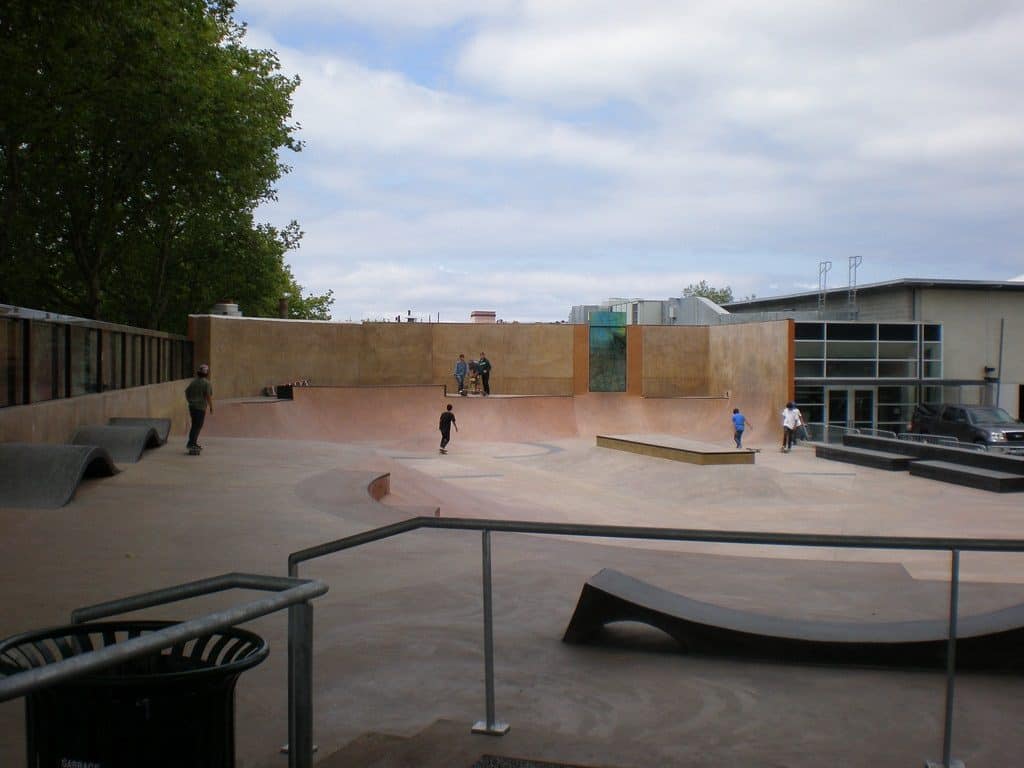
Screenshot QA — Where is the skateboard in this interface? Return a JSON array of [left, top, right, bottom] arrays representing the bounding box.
[[439, 448, 448, 454], [188, 445, 202, 456]]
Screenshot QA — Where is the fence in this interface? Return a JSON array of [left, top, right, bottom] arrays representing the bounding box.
[[288, 516, 1024, 768], [1, 304, 192, 408]]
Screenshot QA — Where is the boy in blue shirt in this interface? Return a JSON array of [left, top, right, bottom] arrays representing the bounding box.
[[731, 408, 749, 449]]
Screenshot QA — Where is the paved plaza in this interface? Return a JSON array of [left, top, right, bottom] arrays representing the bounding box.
[[2, 390, 1023, 766]]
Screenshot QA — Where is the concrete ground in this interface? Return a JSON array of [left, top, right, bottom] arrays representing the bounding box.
[[2, 389, 1023, 767]]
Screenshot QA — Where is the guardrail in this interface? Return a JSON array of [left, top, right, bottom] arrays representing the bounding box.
[[0, 572, 327, 768], [288, 516, 1024, 768]]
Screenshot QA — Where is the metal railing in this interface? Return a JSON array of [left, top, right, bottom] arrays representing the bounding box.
[[0, 572, 327, 768], [801, 422, 861, 444], [288, 516, 1024, 768]]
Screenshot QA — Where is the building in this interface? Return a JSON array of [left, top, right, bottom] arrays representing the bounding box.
[[571, 278, 1024, 429]]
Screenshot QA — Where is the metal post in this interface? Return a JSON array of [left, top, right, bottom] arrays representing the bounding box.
[[288, 601, 315, 768], [926, 549, 964, 768], [472, 529, 509, 735]]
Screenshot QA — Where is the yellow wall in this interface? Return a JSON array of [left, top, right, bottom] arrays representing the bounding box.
[[0, 379, 191, 444], [707, 321, 791, 412], [192, 316, 577, 398], [640, 326, 710, 396], [189, 315, 792, 407]]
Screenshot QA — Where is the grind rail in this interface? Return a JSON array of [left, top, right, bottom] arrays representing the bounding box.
[[289, 517, 1024, 768], [0, 572, 327, 768]]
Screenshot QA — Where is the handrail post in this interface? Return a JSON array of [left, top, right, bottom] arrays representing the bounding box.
[[288, 601, 315, 768], [926, 548, 964, 768], [472, 529, 509, 735]]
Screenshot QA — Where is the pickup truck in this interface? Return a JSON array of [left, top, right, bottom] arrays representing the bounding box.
[[910, 403, 1024, 454]]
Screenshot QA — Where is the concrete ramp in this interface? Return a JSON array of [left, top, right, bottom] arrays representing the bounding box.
[[564, 569, 1024, 670], [108, 417, 171, 444], [0, 443, 118, 509], [71, 425, 163, 463], [206, 386, 761, 447]]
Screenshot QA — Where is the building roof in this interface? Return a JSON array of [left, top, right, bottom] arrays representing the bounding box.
[[723, 278, 1024, 309]]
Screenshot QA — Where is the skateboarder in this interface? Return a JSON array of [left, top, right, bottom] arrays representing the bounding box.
[[454, 354, 468, 395], [731, 408, 750, 449], [439, 403, 458, 453], [185, 364, 214, 454], [477, 353, 492, 396], [781, 402, 801, 452]]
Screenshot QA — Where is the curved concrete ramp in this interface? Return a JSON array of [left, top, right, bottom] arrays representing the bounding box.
[[563, 569, 1024, 670], [71, 425, 163, 463], [108, 417, 171, 444], [0, 443, 118, 509]]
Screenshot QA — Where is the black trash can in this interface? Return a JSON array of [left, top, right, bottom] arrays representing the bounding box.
[[0, 620, 268, 768]]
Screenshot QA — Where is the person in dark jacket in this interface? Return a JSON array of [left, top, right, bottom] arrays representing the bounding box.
[[477, 353, 492, 396], [185, 364, 214, 454], [439, 403, 458, 453]]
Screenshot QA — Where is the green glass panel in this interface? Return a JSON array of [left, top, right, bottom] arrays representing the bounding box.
[[589, 326, 626, 392]]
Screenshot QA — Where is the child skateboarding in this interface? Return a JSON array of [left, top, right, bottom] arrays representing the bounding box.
[[439, 403, 458, 454]]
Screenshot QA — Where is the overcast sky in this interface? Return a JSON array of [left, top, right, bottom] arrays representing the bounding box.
[[235, 0, 1024, 322]]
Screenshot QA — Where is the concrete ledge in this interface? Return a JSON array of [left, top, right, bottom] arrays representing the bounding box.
[[596, 434, 754, 465], [815, 444, 914, 471], [909, 461, 1024, 493], [0, 443, 118, 508], [844, 434, 1024, 475]]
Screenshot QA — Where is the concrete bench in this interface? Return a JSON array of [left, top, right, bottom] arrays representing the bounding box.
[[563, 568, 1024, 670], [814, 444, 914, 471], [909, 461, 1024, 493]]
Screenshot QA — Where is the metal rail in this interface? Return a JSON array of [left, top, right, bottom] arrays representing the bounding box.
[[289, 516, 1024, 768], [0, 572, 327, 768]]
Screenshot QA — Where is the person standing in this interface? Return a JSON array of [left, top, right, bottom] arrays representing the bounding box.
[[454, 354, 468, 395], [731, 408, 750, 449], [185, 364, 214, 454], [781, 402, 801, 452], [439, 403, 458, 454], [477, 353, 492, 396]]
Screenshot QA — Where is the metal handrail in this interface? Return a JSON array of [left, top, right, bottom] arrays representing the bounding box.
[[0, 572, 327, 768], [289, 516, 1024, 768]]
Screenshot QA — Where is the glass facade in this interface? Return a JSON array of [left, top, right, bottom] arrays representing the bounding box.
[[794, 322, 943, 433], [588, 310, 627, 392], [1, 307, 192, 408]]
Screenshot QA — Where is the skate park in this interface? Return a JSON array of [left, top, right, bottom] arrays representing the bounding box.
[[2, 314, 1024, 767]]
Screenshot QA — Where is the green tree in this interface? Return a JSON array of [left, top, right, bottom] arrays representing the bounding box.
[[0, 0, 316, 330], [683, 280, 734, 305]]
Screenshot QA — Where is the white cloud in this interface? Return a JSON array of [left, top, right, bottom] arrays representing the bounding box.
[[240, 2, 1024, 321], [236, 0, 515, 28]]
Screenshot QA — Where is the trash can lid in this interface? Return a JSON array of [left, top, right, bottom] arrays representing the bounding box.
[[0, 620, 269, 685]]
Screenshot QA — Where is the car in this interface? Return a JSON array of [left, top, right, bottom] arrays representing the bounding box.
[[910, 403, 1024, 454]]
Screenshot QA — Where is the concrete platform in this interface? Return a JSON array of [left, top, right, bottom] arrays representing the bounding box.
[[815, 444, 915, 471], [4, 388, 1024, 767], [910, 460, 1024, 493], [596, 433, 755, 465]]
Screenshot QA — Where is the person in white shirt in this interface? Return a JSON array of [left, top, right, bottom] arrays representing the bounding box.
[[781, 402, 803, 452]]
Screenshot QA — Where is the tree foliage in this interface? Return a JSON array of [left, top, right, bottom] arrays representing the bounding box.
[[683, 280, 734, 305], [0, 0, 331, 331]]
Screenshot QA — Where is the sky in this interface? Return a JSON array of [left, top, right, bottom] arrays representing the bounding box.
[[234, 0, 1024, 322]]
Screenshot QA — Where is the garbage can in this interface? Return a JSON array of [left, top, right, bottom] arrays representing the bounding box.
[[0, 619, 268, 768]]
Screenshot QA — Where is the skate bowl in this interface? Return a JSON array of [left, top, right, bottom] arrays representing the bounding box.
[[71, 425, 164, 464], [564, 569, 1024, 670], [204, 386, 767, 448], [0, 443, 118, 508], [108, 417, 171, 444]]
